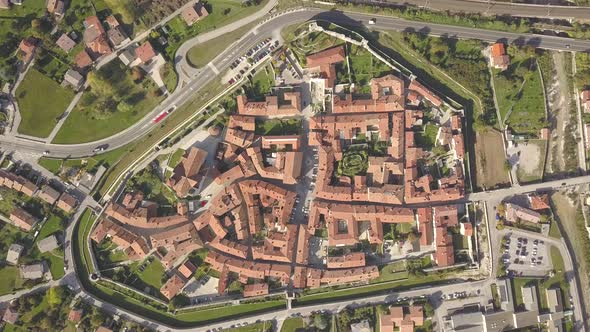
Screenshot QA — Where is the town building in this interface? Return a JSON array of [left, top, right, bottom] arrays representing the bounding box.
[[505, 203, 542, 224], [47, 0, 65, 17], [380, 305, 424, 332], [490, 42, 509, 71], [62, 69, 85, 91], [9, 208, 37, 231], [83, 16, 112, 58], [18, 38, 37, 64], [2, 307, 19, 324], [6, 243, 24, 265], [37, 235, 59, 253], [167, 147, 208, 197], [160, 273, 186, 300], [182, 0, 209, 26], [56, 33, 76, 53], [20, 262, 46, 280]]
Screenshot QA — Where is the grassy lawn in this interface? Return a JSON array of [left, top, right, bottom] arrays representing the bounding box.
[[187, 21, 258, 68], [161, 62, 178, 93], [74, 209, 97, 276], [15, 69, 75, 138], [549, 219, 562, 239], [169, 148, 186, 168], [245, 64, 274, 100], [39, 145, 130, 177], [0, 266, 24, 295], [131, 259, 166, 290], [255, 118, 301, 136], [281, 317, 304, 332], [492, 53, 546, 136], [37, 215, 64, 240], [347, 44, 392, 91], [372, 261, 409, 283], [452, 233, 470, 250], [43, 252, 65, 279], [162, 0, 269, 60], [416, 123, 439, 150], [37, 158, 62, 174], [297, 273, 446, 305], [52, 59, 164, 144]]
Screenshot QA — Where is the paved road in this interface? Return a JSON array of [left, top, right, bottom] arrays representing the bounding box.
[[4, 8, 590, 159], [361, 0, 590, 20]]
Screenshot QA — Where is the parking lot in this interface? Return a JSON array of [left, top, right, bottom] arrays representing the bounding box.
[[501, 233, 551, 277]]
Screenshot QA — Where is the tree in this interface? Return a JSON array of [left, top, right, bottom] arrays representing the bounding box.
[[87, 72, 115, 96], [47, 286, 65, 307], [131, 67, 144, 81], [117, 101, 133, 113], [313, 314, 328, 330]]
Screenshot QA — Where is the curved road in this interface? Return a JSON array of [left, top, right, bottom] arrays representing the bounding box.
[[3, 8, 590, 158]]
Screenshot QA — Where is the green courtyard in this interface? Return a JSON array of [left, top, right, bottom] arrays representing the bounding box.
[[337, 149, 368, 177]]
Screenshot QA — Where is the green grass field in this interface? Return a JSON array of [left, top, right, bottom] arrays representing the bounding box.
[[15, 69, 75, 137], [0, 266, 24, 295], [131, 259, 166, 290], [37, 215, 63, 240], [281, 317, 304, 332], [52, 59, 164, 144], [187, 22, 258, 68]]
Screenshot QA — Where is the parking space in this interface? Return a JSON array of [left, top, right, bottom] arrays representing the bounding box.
[[501, 233, 551, 277], [225, 38, 279, 84]]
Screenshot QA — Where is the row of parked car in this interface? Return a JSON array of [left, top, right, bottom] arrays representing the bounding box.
[[227, 38, 278, 85]]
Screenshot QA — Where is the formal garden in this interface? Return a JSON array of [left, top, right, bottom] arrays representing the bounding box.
[[337, 149, 368, 177]]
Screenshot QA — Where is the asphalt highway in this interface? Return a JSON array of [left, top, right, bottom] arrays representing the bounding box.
[[3, 9, 590, 159]]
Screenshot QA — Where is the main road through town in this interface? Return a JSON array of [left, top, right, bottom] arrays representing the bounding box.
[[3, 8, 590, 158], [353, 0, 590, 20]]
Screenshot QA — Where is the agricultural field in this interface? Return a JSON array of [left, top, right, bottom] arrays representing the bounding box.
[[492, 47, 547, 137], [475, 130, 510, 190], [52, 59, 164, 143], [15, 69, 75, 138]]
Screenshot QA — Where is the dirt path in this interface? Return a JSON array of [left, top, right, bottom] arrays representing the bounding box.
[[546, 52, 573, 175]]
